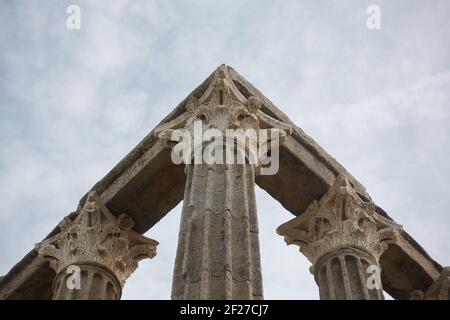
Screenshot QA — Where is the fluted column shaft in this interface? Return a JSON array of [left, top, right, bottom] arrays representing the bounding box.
[[155, 65, 291, 299], [172, 163, 262, 299], [53, 263, 121, 300], [314, 247, 383, 300]]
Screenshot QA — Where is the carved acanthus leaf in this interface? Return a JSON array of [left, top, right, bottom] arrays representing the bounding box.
[[277, 174, 402, 266], [35, 191, 158, 285], [153, 65, 292, 168]]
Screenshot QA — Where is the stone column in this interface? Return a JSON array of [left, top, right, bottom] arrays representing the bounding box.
[[155, 65, 291, 299], [172, 162, 261, 299], [36, 191, 158, 300], [424, 267, 450, 300], [51, 263, 122, 300], [410, 267, 450, 300], [277, 174, 401, 300]]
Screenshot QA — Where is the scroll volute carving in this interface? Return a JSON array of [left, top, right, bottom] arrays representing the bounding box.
[[36, 191, 158, 285], [154, 66, 291, 138], [277, 174, 402, 266]]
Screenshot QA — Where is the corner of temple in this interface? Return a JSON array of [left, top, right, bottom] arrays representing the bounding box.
[[420, 267, 450, 300]]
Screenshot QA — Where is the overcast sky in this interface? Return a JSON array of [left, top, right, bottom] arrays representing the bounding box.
[[1, 0, 449, 300]]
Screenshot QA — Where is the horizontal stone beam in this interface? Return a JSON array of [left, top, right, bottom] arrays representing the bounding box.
[[230, 66, 442, 298], [0, 65, 442, 300]]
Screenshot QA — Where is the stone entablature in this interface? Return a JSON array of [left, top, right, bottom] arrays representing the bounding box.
[[0, 65, 446, 300], [411, 267, 450, 300], [154, 65, 292, 299]]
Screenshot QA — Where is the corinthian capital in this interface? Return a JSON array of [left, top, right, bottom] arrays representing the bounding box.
[[154, 65, 291, 137], [36, 191, 158, 285], [153, 65, 292, 172], [277, 174, 401, 266]]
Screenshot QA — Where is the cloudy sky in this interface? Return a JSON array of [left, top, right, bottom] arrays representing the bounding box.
[[1, 0, 449, 299]]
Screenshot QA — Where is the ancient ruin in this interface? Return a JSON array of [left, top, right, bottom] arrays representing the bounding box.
[[0, 65, 447, 300]]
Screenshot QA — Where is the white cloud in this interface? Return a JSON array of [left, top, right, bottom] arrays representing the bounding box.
[[1, 0, 449, 300]]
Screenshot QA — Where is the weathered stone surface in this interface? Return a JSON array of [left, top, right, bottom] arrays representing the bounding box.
[[159, 66, 291, 299], [409, 267, 450, 300], [0, 251, 54, 300], [172, 163, 262, 299], [315, 248, 383, 300], [35, 191, 158, 299], [423, 267, 450, 300], [277, 174, 401, 299], [380, 236, 442, 299], [229, 66, 443, 299], [52, 264, 121, 300], [0, 65, 444, 300]]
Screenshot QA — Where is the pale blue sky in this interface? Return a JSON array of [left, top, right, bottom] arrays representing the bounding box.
[[1, 0, 449, 299]]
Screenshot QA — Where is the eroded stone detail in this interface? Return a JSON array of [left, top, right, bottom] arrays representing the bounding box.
[[277, 174, 401, 266], [2, 64, 445, 301], [155, 65, 291, 300], [414, 267, 450, 300], [36, 191, 158, 298], [277, 174, 402, 299], [171, 163, 262, 299], [154, 65, 292, 170]]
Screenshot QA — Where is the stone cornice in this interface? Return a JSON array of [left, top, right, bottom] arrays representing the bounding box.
[[1, 65, 442, 301]]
